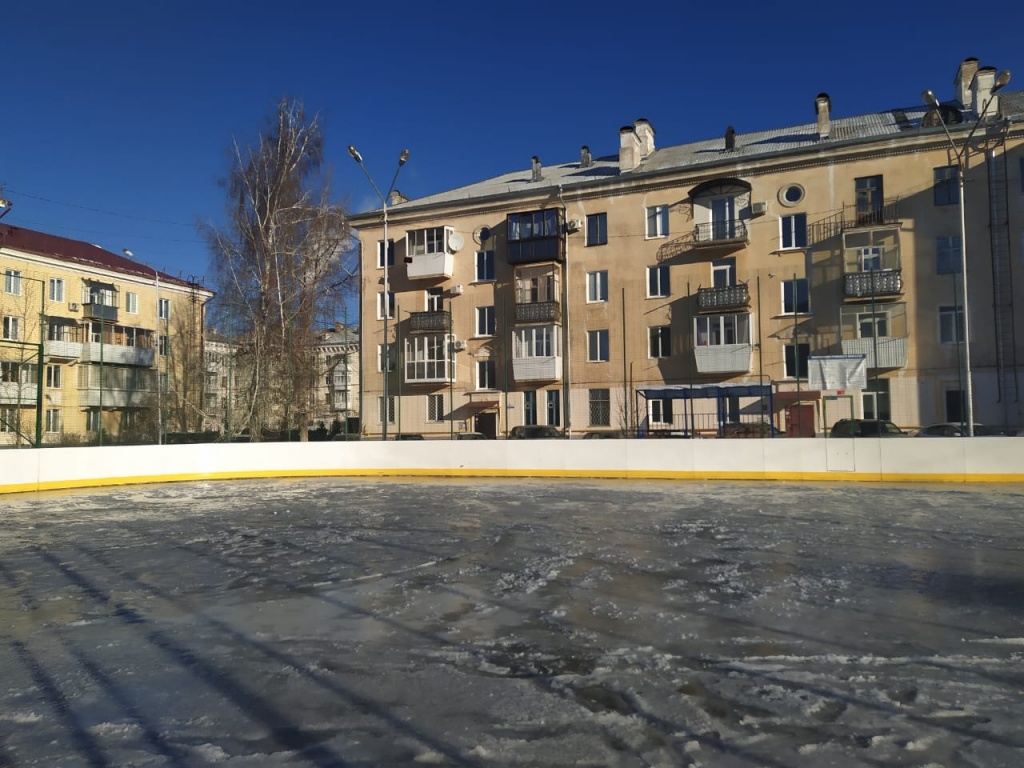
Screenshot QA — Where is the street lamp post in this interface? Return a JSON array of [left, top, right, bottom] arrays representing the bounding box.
[[348, 146, 409, 441], [923, 69, 1011, 437]]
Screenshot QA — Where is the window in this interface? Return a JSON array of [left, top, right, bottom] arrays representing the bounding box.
[[125, 291, 138, 314], [934, 166, 959, 206], [475, 250, 495, 282], [158, 335, 169, 356], [712, 258, 735, 288], [513, 326, 555, 358], [427, 394, 445, 422], [857, 247, 882, 272], [86, 410, 100, 432], [4, 269, 21, 296], [780, 184, 804, 206], [158, 298, 170, 321], [589, 389, 610, 426], [650, 399, 673, 425], [83, 284, 116, 306], [855, 175, 884, 225], [477, 359, 496, 389], [407, 227, 447, 257], [647, 265, 670, 298], [936, 236, 962, 274], [404, 335, 451, 381], [646, 205, 669, 238], [784, 343, 810, 378], [45, 409, 61, 434], [425, 287, 444, 312], [586, 213, 607, 246], [649, 326, 671, 358], [49, 278, 65, 303], [586, 271, 608, 302], [476, 306, 496, 336], [3, 316, 20, 341], [377, 343, 396, 373], [507, 210, 559, 263], [0, 407, 15, 433], [524, 391, 537, 426], [587, 329, 609, 362], [546, 390, 561, 427], [939, 305, 964, 344], [377, 239, 395, 268], [46, 365, 61, 389], [863, 379, 891, 421], [709, 196, 739, 239], [858, 311, 888, 338], [378, 396, 395, 425], [0, 361, 36, 384], [780, 213, 807, 249], [377, 291, 394, 320], [782, 278, 809, 314], [695, 313, 750, 346]]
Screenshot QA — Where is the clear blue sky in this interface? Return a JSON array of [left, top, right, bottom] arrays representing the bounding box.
[[2, 0, 1022, 296]]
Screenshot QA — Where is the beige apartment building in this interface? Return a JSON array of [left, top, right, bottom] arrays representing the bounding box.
[[0, 224, 213, 445], [351, 58, 1024, 439]]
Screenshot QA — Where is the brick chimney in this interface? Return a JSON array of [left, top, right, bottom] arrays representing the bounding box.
[[815, 93, 831, 140], [619, 126, 641, 172], [955, 57, 979, 111], [633, 119, 655, 158]]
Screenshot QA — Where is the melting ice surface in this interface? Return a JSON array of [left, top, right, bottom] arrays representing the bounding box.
[[1, 478, 1023, 766]]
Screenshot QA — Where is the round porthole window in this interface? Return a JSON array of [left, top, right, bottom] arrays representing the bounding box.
[[779, 184, 804, 206]]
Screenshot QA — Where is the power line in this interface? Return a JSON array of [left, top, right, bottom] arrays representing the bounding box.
[[6, 188, 197, 227]]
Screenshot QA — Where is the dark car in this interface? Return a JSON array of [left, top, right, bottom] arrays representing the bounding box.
[[508, 425, 562, 439], [456, 432, 490, 440], [583, 429, 630, 439], [916, 422, 1017, 437], [393, 433, 424, 441], [830, 419, 907, 437]]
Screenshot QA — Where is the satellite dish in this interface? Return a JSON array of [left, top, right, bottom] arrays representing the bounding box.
[[473, 226, 492, 244], [448, 232, 465, 253]]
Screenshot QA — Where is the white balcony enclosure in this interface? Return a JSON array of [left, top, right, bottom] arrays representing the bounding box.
[[693, 344, 752, 374]]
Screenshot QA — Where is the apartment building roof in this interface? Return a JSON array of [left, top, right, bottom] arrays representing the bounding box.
[[0, 223, 210, 292], [361, 86, 1023, 217]]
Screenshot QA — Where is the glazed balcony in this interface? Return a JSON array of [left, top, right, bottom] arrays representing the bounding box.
[[406, 251, 454, 280], [82, 301, 118, 323]]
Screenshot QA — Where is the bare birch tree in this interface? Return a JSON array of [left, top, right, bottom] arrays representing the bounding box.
[[203, 100, 353, 441]]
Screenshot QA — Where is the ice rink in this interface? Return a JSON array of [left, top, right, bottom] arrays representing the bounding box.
[[2, 478, 1023, 766]]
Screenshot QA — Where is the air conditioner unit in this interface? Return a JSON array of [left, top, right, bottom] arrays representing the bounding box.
[[68, 302, 81, 312], [450, 284, 464, 296], [565, 218, 582, 233], [750, 201, 768, 216], [452, 339, 467, 352]]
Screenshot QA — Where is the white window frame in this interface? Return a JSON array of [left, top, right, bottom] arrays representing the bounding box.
[[586, 212, 608, 246], [649, 325, 671, 358], [425, 287, 444, 312], [48, 278, 65, 303], [377, 343, 396, 373], [587, 329, 609, 362], [476, 306, 495, 337], [158, 297, 170, 321], [404, 334, 452, 381], [781, 278, 810, 314], [126, 291, 139, 314], [46, 365, 61, 389], [857, 247, 882, 272], [476, 359, 496, 390], [475, 250, 495, 282], [377, 239, 395, 268], [45, 409, 61, 434], [86, 409, 101, 432], [513, 326, 556, 359], [407, 226, 449, 257], [695, 313, 751, 347], [780, 213, 807, 249], [427, 393, 446, 422], [586, 270, 608, 303], [647, 265, 670, 298], [4, 269, 22, 296], [0, 406, 15, 433], [650, 398, 673, 425], [377, 291, 395, 320], [2, 316, 20, 341], [645, 205, 669, 238], [857, 310, 889, 339]]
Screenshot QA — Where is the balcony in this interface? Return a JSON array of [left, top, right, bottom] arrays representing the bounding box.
[[0, 382, 37, 405], [844, 268, 903, 299], [45, 340, 83, 360], [693, 220, 748, 248], [404, 358, 453, 385], [80, 343, 156, 367], [406, 251, 454, 280], [514, 301, 561, 324], [512, 355, 562, 382], [77, 388, 154, 408], [840, 337, 908, 369], [693, 344, 752, 374], [698, 284, 749, 312], [409, 311, 451, 334], [83, 301, 118, 323]]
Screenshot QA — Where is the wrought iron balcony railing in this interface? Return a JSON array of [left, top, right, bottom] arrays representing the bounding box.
[[408, 311, 452, 334], [844, 269, 903, 298], [697, 283, 750, 312], [514, 301, 561, 324], [693, 220, 748, 246]]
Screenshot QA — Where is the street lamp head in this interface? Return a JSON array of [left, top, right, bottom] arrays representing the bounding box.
[[922, 89, 940, 109], [398, 149, 410, 166], [993, 69, 1011, 93], [347, 145, 363, 164]]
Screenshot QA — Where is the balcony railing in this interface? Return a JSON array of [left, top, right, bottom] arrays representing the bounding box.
[[693, 220, 748, 246], [693, 344, 752, 374], [83, 302, 118, 322], [844, 268, 903, 298], [406, 251, 454, 280], [840, 337, 908, 369], [77, 388, 154, 408], [46, 340, 83, 360], [512, 355, 562, 382], [80, 343, 156, 366], [408, 311, 452, 334], [697, 284, 749, 312], [514, 301, 561, 324]]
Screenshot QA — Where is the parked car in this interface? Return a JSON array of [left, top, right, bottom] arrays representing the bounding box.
[[456, 432, 490, 440], [393, 433, 424, 441], [830, 419, 907, 437], [331, 432, 362, 441], [916, 423, 1017, 437], [721, 421, 782, 438], [508, 425, 563, 439]]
